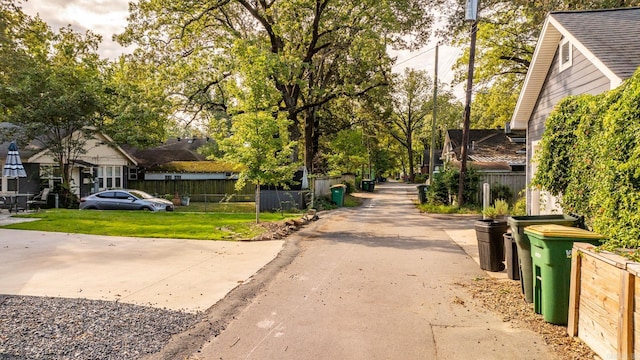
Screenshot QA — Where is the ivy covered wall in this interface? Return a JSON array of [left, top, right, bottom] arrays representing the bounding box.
[[533, 68, 640, 248]]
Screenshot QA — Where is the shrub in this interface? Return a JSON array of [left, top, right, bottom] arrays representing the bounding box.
[[342, 180, 356, 194], [511, 190, 527, 216], [491, 184, 513, 204], [426, 166, 480, 206], [533, 68, 640, 249], [413, 174, 428, 184], [426, 171, 450, 205]]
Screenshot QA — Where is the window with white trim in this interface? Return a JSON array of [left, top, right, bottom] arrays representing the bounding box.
[[97, 166, 123, 190], [559, 38, 572, 72], [128, 167, 138, 180], [39, 165, 63, 190]]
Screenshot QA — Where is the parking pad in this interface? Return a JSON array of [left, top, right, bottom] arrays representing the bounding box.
[[0, 229, 284, 313]]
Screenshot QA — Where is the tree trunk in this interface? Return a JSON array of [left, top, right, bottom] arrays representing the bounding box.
[[458, 20, 478, 206], [255, 184, 260, 224], [407, 137, 415, 183], [304, 107, 315, 172], [288, 114, 301, 162], [312, 110, 320, 172]]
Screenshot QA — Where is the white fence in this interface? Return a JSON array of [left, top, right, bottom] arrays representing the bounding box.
[[475, 172, 526, 204]]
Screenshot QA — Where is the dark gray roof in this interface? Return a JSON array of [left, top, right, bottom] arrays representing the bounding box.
[[123, 138, 212, 168], [446, 129, 526, 166], [551, 7, 640, 80]]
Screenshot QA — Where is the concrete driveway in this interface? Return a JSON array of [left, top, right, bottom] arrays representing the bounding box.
[[0, 227, 284, 313]]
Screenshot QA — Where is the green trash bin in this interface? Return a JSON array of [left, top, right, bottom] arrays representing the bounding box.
[[416, 184, 428, 204], [331, 184, 346, 207], [361, 180, 369, 192], [507, 215, 578, 303], [361, 179, 375, 192], [525, 224, 605, 325]]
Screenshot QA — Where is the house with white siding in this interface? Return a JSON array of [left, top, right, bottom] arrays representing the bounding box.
[[509, 7, 640, 214], [0, 128, 137, 198]]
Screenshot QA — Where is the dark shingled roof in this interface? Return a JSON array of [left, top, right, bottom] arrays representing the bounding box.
[[124, 138, 212, 168], [446, 129, 526, 166], [551, 7, 640, 80]]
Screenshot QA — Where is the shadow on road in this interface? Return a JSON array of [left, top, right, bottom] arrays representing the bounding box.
[[306, 230, 465, 254]]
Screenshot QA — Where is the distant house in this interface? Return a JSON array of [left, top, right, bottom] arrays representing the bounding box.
[[420, 149, 444, 175], [442, 128, 526, 202], [123, 138, 249, 200], [124, 138, 239, 181], [509, 7, 640, 214], [443, 129, 526, 172], [0, 128, 137, 198]]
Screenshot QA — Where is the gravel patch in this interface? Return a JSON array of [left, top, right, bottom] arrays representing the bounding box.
[[0, 295, 202, 359]]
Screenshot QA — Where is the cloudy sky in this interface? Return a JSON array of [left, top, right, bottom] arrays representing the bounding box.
[[21, 0, 131, 60], [20, 0, 464, 96]]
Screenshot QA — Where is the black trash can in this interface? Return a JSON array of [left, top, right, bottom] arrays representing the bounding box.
[[416, 184, 428, 204], [361, 179, 375, 192], [503, 233, 519, 280], [474, 220, 507, 272]]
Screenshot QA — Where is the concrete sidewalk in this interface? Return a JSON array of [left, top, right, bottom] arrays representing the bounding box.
[[445, 228, 511, 280]]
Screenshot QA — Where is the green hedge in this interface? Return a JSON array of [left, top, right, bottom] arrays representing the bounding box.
[[426, 166, 480, 206], [533, 68, 640, 248]]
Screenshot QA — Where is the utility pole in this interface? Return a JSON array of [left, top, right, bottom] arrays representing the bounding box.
[[429, 43, 439, 184], [458, 1, 479, 206]]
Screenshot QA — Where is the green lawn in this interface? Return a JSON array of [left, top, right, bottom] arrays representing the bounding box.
[[3, 209, 299, 240], [173, 201, 259, 213]]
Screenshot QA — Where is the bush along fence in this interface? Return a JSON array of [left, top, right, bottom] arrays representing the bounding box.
[[533, 68, 640, 250]]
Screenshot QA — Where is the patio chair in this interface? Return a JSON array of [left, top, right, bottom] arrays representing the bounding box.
[[0, 196, 10, 212], [27, 188, 50, 210]]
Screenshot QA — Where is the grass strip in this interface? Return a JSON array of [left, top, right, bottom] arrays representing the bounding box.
[[3, 209, 298, 240]]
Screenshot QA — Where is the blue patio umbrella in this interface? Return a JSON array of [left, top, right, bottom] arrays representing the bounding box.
[[3, 142, 27, 193]]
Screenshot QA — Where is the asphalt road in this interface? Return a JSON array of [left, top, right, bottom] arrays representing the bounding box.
[[156, 182, 555, 360]]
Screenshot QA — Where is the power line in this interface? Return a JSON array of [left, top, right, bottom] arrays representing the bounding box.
[[392, 45, 439, 68]]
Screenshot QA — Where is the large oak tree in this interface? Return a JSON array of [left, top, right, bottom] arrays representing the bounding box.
[[117, 0, 439, 172]]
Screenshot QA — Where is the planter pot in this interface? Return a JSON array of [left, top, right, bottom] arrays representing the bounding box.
[[474, 219, 508, 272], [569, 243, 640, 360], [181, 197, 190, 206]]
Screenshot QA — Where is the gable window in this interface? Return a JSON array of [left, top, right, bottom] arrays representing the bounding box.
[[559, 38, 572, 72]]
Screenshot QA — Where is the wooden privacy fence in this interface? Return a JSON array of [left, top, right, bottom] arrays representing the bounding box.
[[260, 190, 310, 211], [312, 174, 355, 198], [130, 175, 357, 204], [475, 172, 526, 204], [128, 179, 254, 201]]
